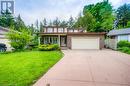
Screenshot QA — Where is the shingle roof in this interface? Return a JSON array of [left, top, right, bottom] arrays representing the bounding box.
[[107, 28, 130, 36], [0, 26, 9, 32]]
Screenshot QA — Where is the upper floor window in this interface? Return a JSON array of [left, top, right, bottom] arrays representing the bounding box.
[[54, 28, 57, 32], [68, 29, 73, 32], [47, 28, 53, 33], [58, 28, 64, 32]]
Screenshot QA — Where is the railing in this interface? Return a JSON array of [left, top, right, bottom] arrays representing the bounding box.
[[43, 28, 86, 33]]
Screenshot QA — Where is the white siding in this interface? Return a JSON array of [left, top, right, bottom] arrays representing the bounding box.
[[117, 35, 129, 42], [0, 29, 12, 51], [0, 30, 7, 35], [0, 35, 6, 38], [129, 35, 130, 42]]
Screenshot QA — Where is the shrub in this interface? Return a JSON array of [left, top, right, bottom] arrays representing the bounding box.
[[38, 44, 60, 51], [118, 47, 130, 52], [7, 29, 32, 51], [118, 47, 130, 54], [117, 41, 130, 48]]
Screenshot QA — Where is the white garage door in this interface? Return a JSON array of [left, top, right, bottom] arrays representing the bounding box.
[[72, 37, 100, 49]]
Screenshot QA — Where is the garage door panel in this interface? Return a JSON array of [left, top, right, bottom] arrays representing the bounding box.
[[72, 37, 99, 49]]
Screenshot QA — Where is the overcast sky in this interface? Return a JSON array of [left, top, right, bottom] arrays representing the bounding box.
[[14, 0, 130, 25]]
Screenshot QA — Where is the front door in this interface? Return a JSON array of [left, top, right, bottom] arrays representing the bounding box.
[[60, 36, 67, 47]]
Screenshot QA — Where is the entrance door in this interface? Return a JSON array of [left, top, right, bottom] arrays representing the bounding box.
[[60, 36, 67, 47]]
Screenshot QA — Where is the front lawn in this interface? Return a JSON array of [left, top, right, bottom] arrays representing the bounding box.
[[0, 51, 62, 86]]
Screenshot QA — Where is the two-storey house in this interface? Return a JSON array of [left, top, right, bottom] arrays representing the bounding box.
[[39, 26, 105, 50]]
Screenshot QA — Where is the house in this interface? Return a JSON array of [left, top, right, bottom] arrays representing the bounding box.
[[106, 28, 130, 50], [39, 26, 105, 50], [0, 26, 12, 51]]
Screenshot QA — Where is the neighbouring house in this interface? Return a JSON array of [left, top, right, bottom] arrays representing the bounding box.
[[0, 26, 12, 51], [106, 28, 130, 50], [39, 26, 105, 50]]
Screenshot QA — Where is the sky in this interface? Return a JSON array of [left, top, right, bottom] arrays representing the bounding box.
[[14, 0, 130, 25]]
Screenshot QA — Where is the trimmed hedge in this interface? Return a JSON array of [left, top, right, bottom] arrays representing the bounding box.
[[38, 44, 60, 51]]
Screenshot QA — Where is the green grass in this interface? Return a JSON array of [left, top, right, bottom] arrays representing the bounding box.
[[0, 51, 63, 86]]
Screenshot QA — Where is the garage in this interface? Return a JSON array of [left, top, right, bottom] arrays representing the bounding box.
[[0, 26, 12, 51], [71, 37, 100, 49]]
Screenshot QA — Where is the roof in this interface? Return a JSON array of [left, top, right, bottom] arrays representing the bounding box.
[[67, 32, 106, 35], [39, 32, 106, 35], [43, 26, 85, 30], [107, 28, 130, 36], [0, 26, 9, 32]]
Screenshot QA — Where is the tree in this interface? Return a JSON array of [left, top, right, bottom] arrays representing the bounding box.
[[117, 4, 130, 28], [0, 10, 14, 27], [68, 16, 75, 28], [40, 22, 44, 32], [75, 12, 96, 32], [43, 18, 47, 26], [7, 26, 32, 51], [53, 17, 60, 26], [83, 0, 114, 32], [14, 14, 26, 31], [49, 20, 53, 26], [35, 19, 39, 29], [60, 20, 68, 27]]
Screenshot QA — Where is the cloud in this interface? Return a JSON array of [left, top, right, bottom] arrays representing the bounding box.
[[14, 0, 130, 25]]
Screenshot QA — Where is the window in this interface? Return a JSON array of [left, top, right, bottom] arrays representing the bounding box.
[[43, 36, 58, 44], [53, 37, 58, 44], [54, 28, 57, 32], [58, 28, 64, 32], [64, 28, 67, 32], [47, 28, 53, 33], [69, 29, 73, 32]]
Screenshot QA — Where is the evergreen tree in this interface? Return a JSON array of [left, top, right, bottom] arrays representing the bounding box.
[[14, 14, 26, 31], [0, 10, 14, 27], [117, 4, 130, 28], [43, 18, 47, 26], [53, 17, 60, 26], [68, 16, 75, 28]]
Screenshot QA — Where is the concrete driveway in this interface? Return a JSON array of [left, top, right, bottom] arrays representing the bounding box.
[[34, 49, 130, 86]]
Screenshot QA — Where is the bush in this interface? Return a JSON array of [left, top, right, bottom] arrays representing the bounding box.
[[7, 29, 32, 51], [38, 44, 60, 51], [117, 41, 130, 48], [118, 47, 130, 54]]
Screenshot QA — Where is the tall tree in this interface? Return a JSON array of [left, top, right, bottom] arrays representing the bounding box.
[[0, 10, 14, 27], [68, 16, 75, 28], [43, 18, 47, 26], [14, 14, 26, 31], [49, 20, 53, 26], [40, 22, 44, 32], [75, 12, 96, 32], [35, 19, 39, 31], [117, 4, 130, 28], [60, 20, 68, 27], [83, 0, 114, 32], [53, 17, 60, 26]]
